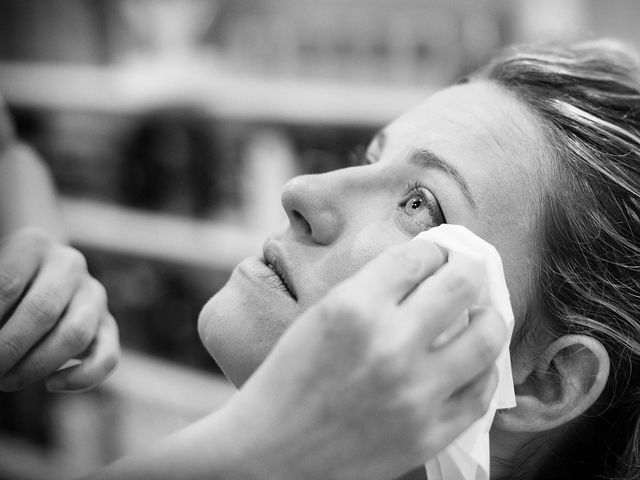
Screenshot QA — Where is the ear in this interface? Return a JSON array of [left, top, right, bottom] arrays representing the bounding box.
[[495, 334, 610, 433]]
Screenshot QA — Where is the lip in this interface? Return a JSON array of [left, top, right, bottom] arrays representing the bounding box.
[[262, 240, 298, 301]]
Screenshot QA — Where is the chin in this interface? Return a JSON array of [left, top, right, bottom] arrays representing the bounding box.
[[197, 267, 299, 388]]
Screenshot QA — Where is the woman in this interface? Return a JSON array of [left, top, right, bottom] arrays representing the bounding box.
[[198, 39, 640, 479], [0, 93, 505, 478]]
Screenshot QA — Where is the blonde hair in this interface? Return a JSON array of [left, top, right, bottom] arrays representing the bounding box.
[[476, 40, 640, 479]]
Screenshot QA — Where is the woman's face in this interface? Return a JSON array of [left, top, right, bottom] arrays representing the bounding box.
[[199, 81, 546, 387]]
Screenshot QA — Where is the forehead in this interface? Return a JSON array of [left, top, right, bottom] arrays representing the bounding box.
[[383, 80, 546, 214], [383, 80, 548, 319], [383, 81, 542, 169]]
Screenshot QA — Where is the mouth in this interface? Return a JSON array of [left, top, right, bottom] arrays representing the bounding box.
[[262, 242, 298, 301]]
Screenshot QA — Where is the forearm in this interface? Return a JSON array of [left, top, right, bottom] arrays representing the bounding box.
[[89, 406, 261, 480], [0, 141, 66, 240]]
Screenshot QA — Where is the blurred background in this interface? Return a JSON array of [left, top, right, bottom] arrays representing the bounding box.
[[0, 0, 638, 478]]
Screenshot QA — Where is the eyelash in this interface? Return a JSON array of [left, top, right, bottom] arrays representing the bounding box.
[[404, 181, 447, 227]]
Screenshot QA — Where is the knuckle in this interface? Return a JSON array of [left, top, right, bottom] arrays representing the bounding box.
[[197, 309, 208, 341], [62, 317, 94, 351], [60, 246, 88, 272], [24, 291, 62, 324], [486, 307, 507, 343], [95, 280, 108, 302], [0, 336, 25, 365], [88, 279, 108, 308], [102, 351, 120, 376], [440, 266, 480, 301], [314, 289, 377, 346], [474, 330, 501, 365], [328, 288, 376, 325], [111, 316, 120, 341], [106, 315, 120, 344], [373, 354, 406, 390], [470, 396, 489, 419], [482, 370, 499, 406], [0, 270, 23, 303], [367, 338, 415, 391], [477, 376, 496, 416], [23, 355, 48, 380]]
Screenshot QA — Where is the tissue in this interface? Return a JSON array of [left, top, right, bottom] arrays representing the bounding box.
[[418, 225, 516, 480]]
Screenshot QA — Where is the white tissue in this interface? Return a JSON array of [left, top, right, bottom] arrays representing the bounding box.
[[417, 225, 516, 480]]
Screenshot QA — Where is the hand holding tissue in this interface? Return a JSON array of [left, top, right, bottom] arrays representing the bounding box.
[[417, 225, 516, 480]]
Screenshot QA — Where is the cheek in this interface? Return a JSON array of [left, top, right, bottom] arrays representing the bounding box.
[[470, 214, 538, 328], [302, 223, 411, 307]]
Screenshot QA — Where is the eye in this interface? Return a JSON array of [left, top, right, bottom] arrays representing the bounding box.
[[397, 183, 446, 234], [405, 195, 427, 216]]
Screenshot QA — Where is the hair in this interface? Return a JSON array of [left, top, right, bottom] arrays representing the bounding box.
[[473, 40, 640, 479]]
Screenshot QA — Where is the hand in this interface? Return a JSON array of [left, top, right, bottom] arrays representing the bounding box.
[[220, 238, 507, 480], [0, 227, 119, 392]]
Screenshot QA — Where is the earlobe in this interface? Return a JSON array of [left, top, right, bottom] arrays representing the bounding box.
[[495, 335, 610, 433]]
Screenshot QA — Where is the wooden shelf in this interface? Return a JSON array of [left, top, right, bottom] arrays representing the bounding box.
[[0, 60, 434, 126], [61, 198, 266, 269]]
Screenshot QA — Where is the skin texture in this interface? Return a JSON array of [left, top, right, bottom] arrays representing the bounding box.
[[198, 80, 546, 388]]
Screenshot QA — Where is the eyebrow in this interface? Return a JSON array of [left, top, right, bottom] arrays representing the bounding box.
[[408, 149, 478, 210]]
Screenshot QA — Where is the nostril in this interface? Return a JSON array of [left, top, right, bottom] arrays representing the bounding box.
[[292, 209, 312, 236]]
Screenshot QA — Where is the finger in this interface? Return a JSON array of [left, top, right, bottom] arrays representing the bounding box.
[[0, 246, 84, 376], [0, 228, 49, 322], [418, 366, 498, 454], [0, 279, 105, 391], [440, 365, 499, 426], [345, 239, 448, 304], [401, 253, 486, 342], [435, 306, 507, 390], [46, 314, 120, 392]]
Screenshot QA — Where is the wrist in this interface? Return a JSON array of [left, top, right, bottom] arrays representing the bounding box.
[[214, 392, 328, 480], [209, 400, 290, 480]]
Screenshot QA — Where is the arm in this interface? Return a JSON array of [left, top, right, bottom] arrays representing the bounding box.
[[0, 97, 63, 238], [91, 240, 505, 480], [0, 141, 65, 239]]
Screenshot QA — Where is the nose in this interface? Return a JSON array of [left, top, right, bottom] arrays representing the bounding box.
[[281, 173, 343, 245]]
